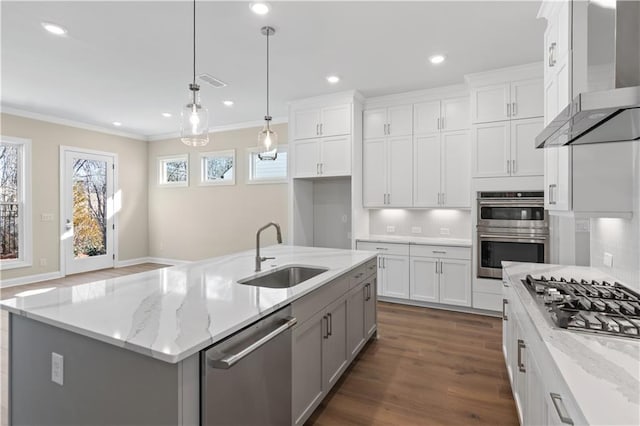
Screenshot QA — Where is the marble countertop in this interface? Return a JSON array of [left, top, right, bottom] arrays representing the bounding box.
[[356, 234, 472, 247], [0, 245, 376, 364], [502, 262, 640, 426]]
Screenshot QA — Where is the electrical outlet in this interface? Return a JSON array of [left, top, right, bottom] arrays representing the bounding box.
[[386, 226, 395, 233], [411, 226, 422, 234], [40, 213, 54, 222], [575, 219, 590, 233], [440, 228, 450, 236], [39, 258, 47, 266], [51, 352, 64, 386], [603, 252, 613, 268]]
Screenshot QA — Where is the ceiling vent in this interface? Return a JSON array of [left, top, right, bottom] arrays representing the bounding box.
[[198, 73, 228, 88]]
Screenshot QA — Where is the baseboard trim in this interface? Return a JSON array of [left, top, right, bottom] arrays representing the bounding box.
[[0, 271, 64, 289], [146, 257, 192, 266], [115, 257, 190, 268], [377, 296, 501, 318]]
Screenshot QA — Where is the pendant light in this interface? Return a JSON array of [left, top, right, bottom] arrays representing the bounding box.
[[180, 0, 209, 146], [257, 26, 277, 160]]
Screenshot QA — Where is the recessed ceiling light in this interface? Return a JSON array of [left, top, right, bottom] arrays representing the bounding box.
[[326, 75, 340, 84], [429, 54, 446, 65], [41, 22, 67, 36], [112, 121, 122, 127], [250, 2, 271, 15], [223, 100, 234, 107], [161, 112, 172, 118]]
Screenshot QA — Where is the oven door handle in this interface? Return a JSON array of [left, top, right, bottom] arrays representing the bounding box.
[[479, 234, 548, 242]]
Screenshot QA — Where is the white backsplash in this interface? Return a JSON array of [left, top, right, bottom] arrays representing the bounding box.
[[369, 209, 471, 239], [590, 144, 640, 292]]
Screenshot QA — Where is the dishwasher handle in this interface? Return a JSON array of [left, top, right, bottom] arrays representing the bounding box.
[[206, 316, 297, 369]]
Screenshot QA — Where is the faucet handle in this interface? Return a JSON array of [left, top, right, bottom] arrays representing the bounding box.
[[261, 256, 275, 262]]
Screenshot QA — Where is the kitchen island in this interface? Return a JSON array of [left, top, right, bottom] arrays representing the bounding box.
[[1, 245, 378, 425]]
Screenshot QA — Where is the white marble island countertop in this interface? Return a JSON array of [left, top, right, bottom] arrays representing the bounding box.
[[356, 234, 472, 247], [0, 245, 376, 364], [503, 262, 640, 426]]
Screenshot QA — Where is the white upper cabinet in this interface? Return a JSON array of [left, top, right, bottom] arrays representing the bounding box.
[[363, 138, 387, 207], [294, 104, 351, 140], [294, 139, 321, 178], [293, 136, 351, 178], [472, 119, 543, 178], [471, 79, 543, 124], [414, 97, 470, 134], [413, 133, 441, 207], [363, 105, 412, 138], [362, 136, 412, 208]]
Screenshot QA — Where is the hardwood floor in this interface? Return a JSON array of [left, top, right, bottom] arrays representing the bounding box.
[[0, 263, 168, 426], [307, 302, 519, 426], [1, 270, 518, 425]]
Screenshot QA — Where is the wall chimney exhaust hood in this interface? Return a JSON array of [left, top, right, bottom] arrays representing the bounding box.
[[536, 0, 640, 148]]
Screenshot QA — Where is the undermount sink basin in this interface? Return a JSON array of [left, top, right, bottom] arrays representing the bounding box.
[[238, 266, 329, 289]]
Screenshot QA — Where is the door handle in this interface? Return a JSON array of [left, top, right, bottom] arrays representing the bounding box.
[[548, 42, 557, 67], [441, 192, 445, 205], [549, 184, 557, 205], [507, 160, 511, 174], [382, 257, 386, 269], [316, 124, 320, 135], [506, 103, 511, 117], [502, 299, 508, 320], [327, 312, 332, 337], [387, 123, 391, 135], [512, 159, 516, 174], [550, 393, 574, 425], [206, 316, 297, 368], [323, 315, 329, 339], [441, 117, 445, 129], [316, 163, 320, 175], [65, 219, 73, 230], [387, 193, 391, 205], [512, 102, 517, 117], [319, 123, 323, 135], [437, 117, 440, 130], [378, 257, 382, 269], [320, 163, 323, 175], [440, 261, 443, 275], [517, 339, 526, 373], [432, 250, 447, 254]]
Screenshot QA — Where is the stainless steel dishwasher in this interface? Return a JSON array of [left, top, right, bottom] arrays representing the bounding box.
[[201, 306, 297, 425]]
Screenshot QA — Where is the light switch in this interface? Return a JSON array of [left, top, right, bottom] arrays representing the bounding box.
[[51, 352, 64, 386], [41, 213, 54, 222]]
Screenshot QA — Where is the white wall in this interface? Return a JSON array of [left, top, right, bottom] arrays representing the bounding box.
[[368, 209, 471, 239], [590, 144, 640, 291]]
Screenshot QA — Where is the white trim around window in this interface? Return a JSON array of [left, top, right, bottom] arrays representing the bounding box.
[[0, 136, 32, 270], [246, 145, 288, 184], [199, 149, 236, 186], [158, 154, 189, 187]]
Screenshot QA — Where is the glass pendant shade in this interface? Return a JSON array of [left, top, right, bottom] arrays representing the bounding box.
[[257, 120, 278, 160], [180, 88, 209, 147]]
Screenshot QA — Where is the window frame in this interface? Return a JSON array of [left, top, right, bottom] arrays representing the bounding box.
[[0, 136, 32, 270], [199, 149, 236, 186], [157, 154, 189, 187], [246, 145, 289, 184]]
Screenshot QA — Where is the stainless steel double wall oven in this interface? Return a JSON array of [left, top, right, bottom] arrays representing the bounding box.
[[477, 191, 549, 279]]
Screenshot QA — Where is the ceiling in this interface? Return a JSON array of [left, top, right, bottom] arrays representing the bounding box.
[[1, 1, 545, 139]]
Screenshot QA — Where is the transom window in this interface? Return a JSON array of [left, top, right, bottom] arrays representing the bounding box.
[[0, 136, 32, 269], [158, 154, 189, 187], [200, 150, 235, 185], [247, 145, 288, 184]]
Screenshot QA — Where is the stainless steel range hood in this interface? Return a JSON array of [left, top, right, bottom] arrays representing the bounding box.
[[536, 0, 640, 148]]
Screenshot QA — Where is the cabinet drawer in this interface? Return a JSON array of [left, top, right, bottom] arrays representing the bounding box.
[[292, 275, 349, 325], [409, 244, 470, 260], [356, 241, 409, 256], [473, 291, 502, 311], [474, 278, 503, 295], [348, 259, 378, 289]]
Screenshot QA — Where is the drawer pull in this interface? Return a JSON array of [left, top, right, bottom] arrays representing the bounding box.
[[517, 339, 526, 373], [432, 250, 447, 254], [502, 299, 508, 320], [550, 393, 574, 425], [375, 247, 389, 251]]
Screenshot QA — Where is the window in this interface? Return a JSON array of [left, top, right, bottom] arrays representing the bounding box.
[[158, 154, 188, 187], [200, 150, 235, 185], [247, 145, 288, 184], [0, 136, 32, 269]]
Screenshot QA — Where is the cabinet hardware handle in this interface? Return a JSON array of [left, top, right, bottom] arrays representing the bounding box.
[[512, 102, 517, 117], [517, 339, 526, 373], [441, 117, 445, 129], [437, 117, 440, 130], [320, 123, 323, 135], [507, 103, 511, 117], [378, 257, 382, 269], [550, 393, 574, 425], [354, 272, 364, 279], [507, 160, 511, 174], [549, 42, 557, 67], [432, 250, 447, 254], [317, 163, 320, 175], [324, 315, 329, 339], [368, 283, 372, 300], [364, 283, 368, 300], [502, 299, 508, 320], [383, 193, 387, 205], [549, 184, 557, 205], [502, 280, 509, 288], [327, 312, 332, 336], [440, 261, 443, 275], [383, 257, 386, 269], [320, 163, 323, 175], [375, 247, 389, 251], [316, 124, 320, 135], [387, 123, 391, 135], [441, 192, 445, 205], [383, 123, 387, 135], [387, 193, 391, 205], [435, 261, 439, 274], [512, 159, 516, 174]]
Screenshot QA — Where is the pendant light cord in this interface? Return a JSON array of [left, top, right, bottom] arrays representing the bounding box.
[[266, 29, 270, 120], [192, 0, 196, 86]]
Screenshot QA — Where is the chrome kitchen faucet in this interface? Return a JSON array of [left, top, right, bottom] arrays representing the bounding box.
[[255, 222, 283, 272]]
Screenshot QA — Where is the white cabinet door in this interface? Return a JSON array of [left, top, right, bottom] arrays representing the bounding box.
[[525, 350, 548, 426], [323, 297, 348, 390], [387, 105, 413, 136], [441, 130, 470, 208], [294, 109, 321, 140], [387, 136, 413, 207], [510, 78, 544, 119], [364, 278, 377, 338], [439, 259, 471, 307], [472, 122, 510, 177], [441, 97, 470, 131], [363, 109, 387, 139], [292, 311, 325, 425], [471, 83, 510, 123], [382, 255, 409, 299], [409, 256, 439, 302], [321, 104, 351, 137], [544, 147, 559, 210], [319, 135, 351, 176], [546, 146, 572, 212], [413, 133, 441, 208], [510, 118, 544, 177], [347, 283, 366, 359], [544, 76, 558, 127], [293, 139, 320, 178], [413, 100, 441, 134], [363, 138, 386, 207]]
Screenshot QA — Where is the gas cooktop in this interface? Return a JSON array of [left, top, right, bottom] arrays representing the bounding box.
[[523, 275, 640, 339]]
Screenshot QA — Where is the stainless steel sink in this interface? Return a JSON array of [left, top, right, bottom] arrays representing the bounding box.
[[238, 266, 328, 289]]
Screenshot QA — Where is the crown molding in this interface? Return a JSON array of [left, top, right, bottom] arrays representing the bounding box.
[[147, 116, 288, 142], [363, 83, 469, 109], [464, 62, 543, 87], [1, 105, 147, 141]]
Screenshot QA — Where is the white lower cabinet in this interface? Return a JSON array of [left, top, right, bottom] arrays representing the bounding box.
[[347, 283, 366, 358], [410, 252, 471, 307], [323, 296, 348, 389], [380, 255, 410, 299], [409, 257, 439, 302]]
